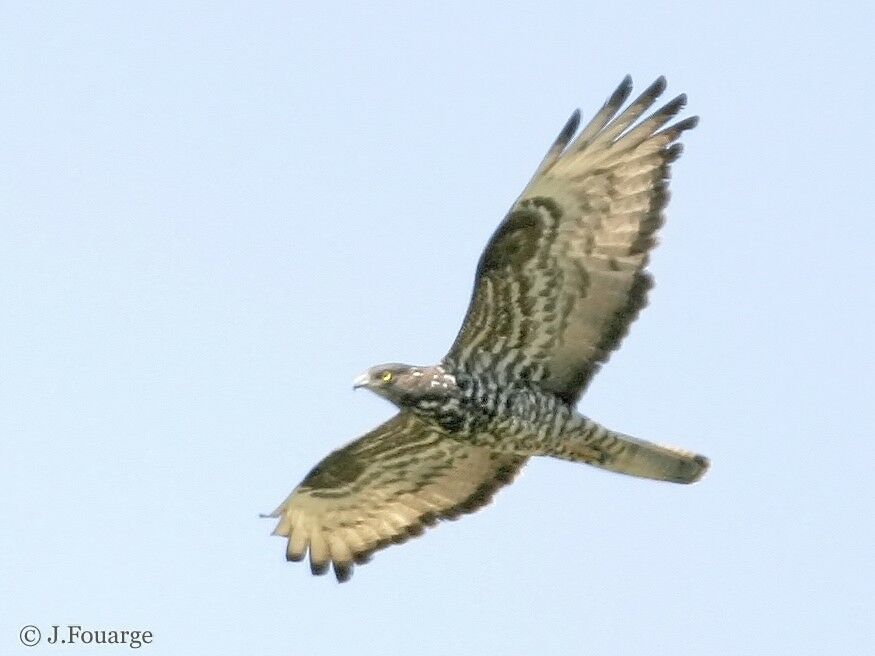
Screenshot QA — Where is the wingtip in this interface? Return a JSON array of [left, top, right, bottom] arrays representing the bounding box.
[[333, 562, 354, 583], [644, 75, 668, 100], [662, 93, 688, 117], [310, 559, 330, 576], [666, 143, 684, 162], [609, 75, 634, 107], [678, 115, 700, 131], [565, 109, 581, 136], [555, 109, 581, 147]]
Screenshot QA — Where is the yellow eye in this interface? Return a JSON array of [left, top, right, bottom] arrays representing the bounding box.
[[380, 371, 393, 383]]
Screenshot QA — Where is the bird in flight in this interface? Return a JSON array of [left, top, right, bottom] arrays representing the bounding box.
[[266, 76, 708, 582]]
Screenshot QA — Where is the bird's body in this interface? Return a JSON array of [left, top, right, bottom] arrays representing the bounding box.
[[375, 364, 560, 438], [379, 364, 573, 448], [360, 363, 706, 481], [267, 76, 709, 581]]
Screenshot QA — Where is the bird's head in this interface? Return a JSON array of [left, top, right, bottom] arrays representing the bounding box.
[[353, 363, 450, 407]]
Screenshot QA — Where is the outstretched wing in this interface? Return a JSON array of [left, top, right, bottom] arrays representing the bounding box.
[[267, 413, 526, 582], [446, 76, 697, 403]]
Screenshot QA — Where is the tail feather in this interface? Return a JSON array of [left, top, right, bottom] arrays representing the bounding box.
[[551, 417, 709, 484]]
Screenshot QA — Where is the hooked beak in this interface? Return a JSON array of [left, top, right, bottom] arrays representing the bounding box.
[[352, 372, 370, 390]]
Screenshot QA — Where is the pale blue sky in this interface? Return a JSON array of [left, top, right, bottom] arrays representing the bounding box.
[[2, 2, 873, 654]]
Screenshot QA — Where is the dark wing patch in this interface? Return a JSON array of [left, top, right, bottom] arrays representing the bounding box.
[[479, 205, 544, 273], [301, 449, 367, 490], [268, 413, 527, 582], [446, 76, 697, 403]]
